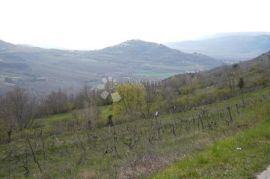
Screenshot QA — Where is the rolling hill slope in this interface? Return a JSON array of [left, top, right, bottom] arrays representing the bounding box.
[[164, 51, 270, 91], [167, 32, 270, 63], [0, 39, 222, 94], [1, 50, 270, 178]]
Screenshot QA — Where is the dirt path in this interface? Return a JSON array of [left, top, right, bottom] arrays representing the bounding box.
[[257, 166, 270, 179]]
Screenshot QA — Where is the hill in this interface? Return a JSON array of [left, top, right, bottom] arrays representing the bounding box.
[[164, 51, 270, 91], [0, 39, 222, 94], [0, 50, 270, 178], [166, 32, 270, 63]]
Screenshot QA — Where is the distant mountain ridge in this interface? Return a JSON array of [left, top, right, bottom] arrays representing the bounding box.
[[87, 40, 221, 66], [0, 39, 222, 94], [166, 32, 270, 63]]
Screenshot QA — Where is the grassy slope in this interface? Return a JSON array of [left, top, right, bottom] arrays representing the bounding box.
[[1, 88, 270, 178], [154, 103, 270, 178]]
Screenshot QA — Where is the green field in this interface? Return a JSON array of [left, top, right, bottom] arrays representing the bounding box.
[[136, 71, 178, 78], [1, 86, 270, 178], [153, 108, 270, 178]]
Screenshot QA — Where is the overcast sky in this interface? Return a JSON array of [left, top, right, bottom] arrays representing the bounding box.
[[0, 0, 270, 50]]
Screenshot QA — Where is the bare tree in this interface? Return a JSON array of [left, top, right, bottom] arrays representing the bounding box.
[[0, 87, 37, 143], [238, 77, 246, 107], [42, 89, 71, 114], [142, 81, 160, 118], [82, 101, 99, 129], [6, 87, 37, 129], [72, 97, 99, 130], [0, 95, 15, 143]]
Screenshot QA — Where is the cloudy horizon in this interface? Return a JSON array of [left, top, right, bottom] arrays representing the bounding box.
[[1, 0, 270, 50]]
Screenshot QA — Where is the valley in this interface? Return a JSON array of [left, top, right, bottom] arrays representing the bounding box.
[[1, 51, 270, 178], [0, 40, 222, 95]]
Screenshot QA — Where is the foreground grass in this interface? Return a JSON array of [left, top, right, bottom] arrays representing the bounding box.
[[1, 87, 270, 178], [154, 111, 270, 178]]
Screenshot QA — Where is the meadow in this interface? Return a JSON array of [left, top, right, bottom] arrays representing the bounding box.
[[1, 86, 270, 178]]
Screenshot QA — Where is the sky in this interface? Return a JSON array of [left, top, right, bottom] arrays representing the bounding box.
[[0, 0, 270, 50]]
